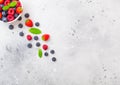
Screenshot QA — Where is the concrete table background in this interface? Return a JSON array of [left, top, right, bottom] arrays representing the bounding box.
[[0, 0, 120, 85]]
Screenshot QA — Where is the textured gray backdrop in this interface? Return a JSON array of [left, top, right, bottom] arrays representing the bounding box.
[[0, 0, 120, 85]]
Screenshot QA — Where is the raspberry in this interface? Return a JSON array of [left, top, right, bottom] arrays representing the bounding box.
[[0, 7, 2, 12], [42, 44, 48, 50], [27, 35, 32, 41], [8, 8, 15, 15], [7, 15, 14, 21], [16, 1, 21, 7], [4, 0, 10, 6]]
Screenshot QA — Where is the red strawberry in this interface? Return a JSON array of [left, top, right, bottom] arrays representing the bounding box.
[[0, 12, 2, 19], [0, 0, 4, 4], [16, 7, 23, 14], [25, 19, 33, 27], [42, 34, 50, 41]]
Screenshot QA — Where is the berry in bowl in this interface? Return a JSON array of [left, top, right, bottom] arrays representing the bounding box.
[[0, 0, 23, 23]]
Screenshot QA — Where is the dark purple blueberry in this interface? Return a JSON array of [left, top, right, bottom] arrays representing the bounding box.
[[2, 11, 7, 17], [36, 42, 41, 47], [19, 32, 24, 36], [34, 36, 39, 40], [9, 24, 14, 30], [2, 17, 7, 22], [44, 52, 49, 56], [18, 23, 23, 28], [17, 16, 22, 21], [52, 57, 56, 62], [0, 4, 4, 7], [15, 14, 19, 18], [24, 13, 30, 18], [27, 43, 32, 48], [35, 22, 40, 27]]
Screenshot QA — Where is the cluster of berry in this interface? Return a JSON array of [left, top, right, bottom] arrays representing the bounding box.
[[0, 0, 23, 22], [9, 13, 57, 62]]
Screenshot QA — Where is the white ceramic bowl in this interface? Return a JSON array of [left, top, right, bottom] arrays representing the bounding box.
[[4, 0, 23, 23]]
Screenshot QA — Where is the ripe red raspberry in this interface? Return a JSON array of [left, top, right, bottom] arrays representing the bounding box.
[[7, 15, 14, 21], [8, 8, 15, 15], [16, 1, 21, 7], [4, 0, 10, 6], [0, 7, 2, 12], [27, 35, 32, 41], [42, 44, 48, 50]]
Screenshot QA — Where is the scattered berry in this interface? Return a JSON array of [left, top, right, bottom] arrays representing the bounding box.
[[50, 50, 55, 54], [44, 52, 49, 56], [19, 32, 24, 36], [36, 42, 41, 47], [52, 57, 56, 62], [42, 44, 48, 50], [27, 43, 32, 48], [42, 34, 50, 41], [25, 19, 33, 27], [35, 22, 40, 27], [34, 36, 39, 40], [24, 13, 29, 18], [17, 16, 22, 21], [18, 23, 23, 28], [9, 24, 14, 30], [27, 35, 32, 41]]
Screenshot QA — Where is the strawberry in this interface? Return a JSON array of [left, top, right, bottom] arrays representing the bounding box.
[[0, 12, 2, 19], [25, 19, 33, 27], [0, 0, 4, 4], [16, 7, 23, 14], [42, 34, 50, 41]]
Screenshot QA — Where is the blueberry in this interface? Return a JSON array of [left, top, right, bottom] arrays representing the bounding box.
[[52, 57, 56, 62], [50, 50, 55, 54], [27, 43, 32, 48], [15, 14, 19, 18], [36, 42, 41, 47], [18, 23, 23, 28], [35, 22, 40, 27], [17, 16, 22, 21], [2, 11, 7, 17], [2, 17, 7, 22], [44, 52, 49, 56], [24, 13, 30, 18], [9, 24, 14, 30], [19, 32, 24, 36], [0, 4, 4, 7], [34, 36, 39, 40]]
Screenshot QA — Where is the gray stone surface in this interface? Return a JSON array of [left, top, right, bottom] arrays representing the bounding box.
[[0, 0, 120, 85]]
